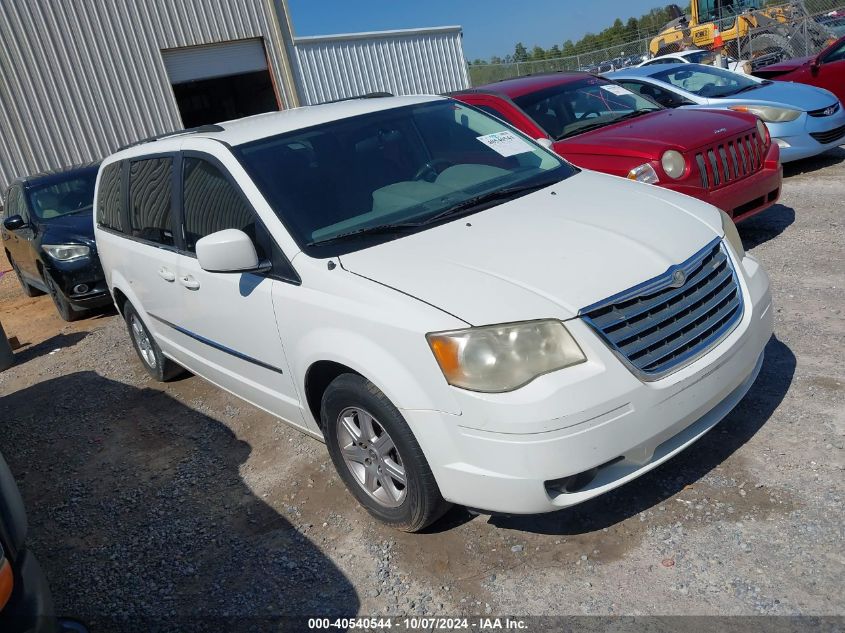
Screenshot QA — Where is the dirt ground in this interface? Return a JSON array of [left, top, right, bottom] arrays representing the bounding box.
[[1, 150, 843, 630]]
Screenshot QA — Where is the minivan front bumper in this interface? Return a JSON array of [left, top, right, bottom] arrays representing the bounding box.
[[405, 251, 773, 514]]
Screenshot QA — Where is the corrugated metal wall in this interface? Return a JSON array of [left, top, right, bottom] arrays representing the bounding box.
[[0, 0, 297, 198], [293, 26, 469, 105]]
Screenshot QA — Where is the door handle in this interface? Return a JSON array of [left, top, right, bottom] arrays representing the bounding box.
[[158, 267, 176, 282], [180, 275, 200, 290]]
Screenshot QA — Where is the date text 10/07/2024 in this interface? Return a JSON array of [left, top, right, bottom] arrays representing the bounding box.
[[307, 617, 529, 630]]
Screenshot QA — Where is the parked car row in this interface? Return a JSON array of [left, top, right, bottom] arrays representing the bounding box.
[[1, 44, 842, 532]]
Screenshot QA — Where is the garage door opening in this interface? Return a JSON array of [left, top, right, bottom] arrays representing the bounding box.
[[163, 39, 280, 128]]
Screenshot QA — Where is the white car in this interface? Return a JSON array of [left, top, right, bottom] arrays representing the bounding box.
[[640, 49, 751, 74], [94, 96, 773, 531]]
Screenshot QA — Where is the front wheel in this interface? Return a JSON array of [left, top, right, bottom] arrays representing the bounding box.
[[44, 270, 82, 322], [322, 374, 450, 532]]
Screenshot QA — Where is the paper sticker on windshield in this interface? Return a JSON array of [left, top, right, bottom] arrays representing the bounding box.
[[476, 131, 534, 157], [600, 84, 633, 96]]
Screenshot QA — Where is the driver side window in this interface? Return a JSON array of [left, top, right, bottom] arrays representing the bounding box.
[[822, 40, 845, 64]]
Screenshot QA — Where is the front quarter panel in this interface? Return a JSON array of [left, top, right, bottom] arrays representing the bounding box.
[[274, 255, 469, 434]]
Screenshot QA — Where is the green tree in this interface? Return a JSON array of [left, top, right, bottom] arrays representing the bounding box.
[[513, 42, 529, 62]]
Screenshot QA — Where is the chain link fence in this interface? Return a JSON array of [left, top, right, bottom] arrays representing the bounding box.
[[468, 1, 845, 86]]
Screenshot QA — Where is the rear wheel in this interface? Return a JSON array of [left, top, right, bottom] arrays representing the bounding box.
[[322, 374, 450, 532], [7, 255, 44, 298], [123, 301, 183, 381], [44, 270, 83, 322]]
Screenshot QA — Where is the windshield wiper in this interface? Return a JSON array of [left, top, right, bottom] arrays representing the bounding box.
[[306, 221, 421, 247], [612, 109, 661, 122], [413, 179, 559, 225], [306, 179, 559, 247], [731, 80, 772, 95]]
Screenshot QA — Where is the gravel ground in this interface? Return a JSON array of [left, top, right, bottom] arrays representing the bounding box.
[[1, 149, 843, 631]]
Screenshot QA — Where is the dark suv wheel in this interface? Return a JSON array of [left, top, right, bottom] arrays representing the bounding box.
[[43, 270, 83, 322], [322, 373, 450, 532]]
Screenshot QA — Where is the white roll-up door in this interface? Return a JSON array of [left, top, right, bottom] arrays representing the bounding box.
[[163, 39, 269, 84]]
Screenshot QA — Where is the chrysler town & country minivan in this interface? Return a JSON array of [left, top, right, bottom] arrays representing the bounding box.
[[94, 96, 773, 531]]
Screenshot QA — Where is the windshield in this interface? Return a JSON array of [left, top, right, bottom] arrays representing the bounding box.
[[512, 77, 662, 140], [234, 100, 575, 255], [652, 64, 760, 98], [28, 169, 98, 221]]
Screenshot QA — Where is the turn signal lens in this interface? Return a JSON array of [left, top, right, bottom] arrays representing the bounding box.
[[627, 163, 660, 184]]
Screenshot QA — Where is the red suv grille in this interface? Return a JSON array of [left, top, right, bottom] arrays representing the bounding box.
[[694, 131, 765, 190]]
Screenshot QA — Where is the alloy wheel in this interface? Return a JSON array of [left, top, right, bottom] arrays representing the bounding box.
[[336, 406, 407, 508], [130, 314, 157, 369]]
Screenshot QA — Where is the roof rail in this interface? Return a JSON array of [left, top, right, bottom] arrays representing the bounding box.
[[317, 92, 394, 105], [117, 124, 225, 152]]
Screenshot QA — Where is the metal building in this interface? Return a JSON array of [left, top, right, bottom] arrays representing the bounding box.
[[293, 26, 469, 105], [0, 1, 469, 197]]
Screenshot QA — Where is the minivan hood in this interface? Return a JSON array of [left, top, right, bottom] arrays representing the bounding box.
[[559, 109, 754, 158], [339, 171, 722, 325]]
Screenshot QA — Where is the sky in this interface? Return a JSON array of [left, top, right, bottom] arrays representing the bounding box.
[[286, 0, 668, 60]]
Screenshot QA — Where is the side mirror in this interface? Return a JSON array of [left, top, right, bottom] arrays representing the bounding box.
[[810, 60, 821, 76], [3, 215, 26, 231], [535, 137, 554, 150], [196, 229, 262, 273]]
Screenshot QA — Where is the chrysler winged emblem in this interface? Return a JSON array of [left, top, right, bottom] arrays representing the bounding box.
[[670, 270, 687, 288]]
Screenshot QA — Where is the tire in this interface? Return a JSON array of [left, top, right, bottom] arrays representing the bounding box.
[[123, 301, 183, 381], [322, 374, 450, 532], [749, 32, 794, 64], [7, 255, 44, 298], [43, 269, 83, 322]]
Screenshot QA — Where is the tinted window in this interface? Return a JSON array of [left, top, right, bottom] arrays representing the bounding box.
[[3, 186, 24, 219], [129, 158, 174, 246], [97, 163, 123, 231], [28, 169, 98, 221], [618, 80, 686, 108], [182, 157, 262, 254], [823, 39, 845, 63]]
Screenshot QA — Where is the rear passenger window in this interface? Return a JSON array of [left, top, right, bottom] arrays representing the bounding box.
[[96, 162, 123, 231], [182, 157, 262, 255], [129, 158, 174, 246]]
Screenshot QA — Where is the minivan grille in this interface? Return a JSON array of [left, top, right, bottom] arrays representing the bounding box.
[[580, 239, 743, 379], [810, 124, 845, 145], [694, 131, 764, 190]]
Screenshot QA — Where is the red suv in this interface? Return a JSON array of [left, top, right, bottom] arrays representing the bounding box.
[[454, 73, 783, 222], [755, 35, 845, 107]]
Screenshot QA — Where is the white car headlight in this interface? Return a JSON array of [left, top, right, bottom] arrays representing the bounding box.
[[627, 163, 660, 184], [427, 320, 586, 393], [720, 210, 745, 259], [728, 105, 800, 123], [661, 150, 686, 179], [42, 244, 90, 261]]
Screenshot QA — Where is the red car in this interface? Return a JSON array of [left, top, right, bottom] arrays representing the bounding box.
[[453, 73, 782, 222], [755, 35, 845, 107]]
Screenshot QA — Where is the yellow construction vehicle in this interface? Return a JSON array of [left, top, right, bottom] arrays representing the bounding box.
[[649, 1, 834, 65]]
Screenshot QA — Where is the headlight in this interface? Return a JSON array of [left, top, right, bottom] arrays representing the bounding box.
[[660, 150, 686, 179], [728, 105, 800, 123], [720, 210, 745, 259], [42, 244, 90, 261], [627, 163, 659, 184], [427, 320, 586, 393]]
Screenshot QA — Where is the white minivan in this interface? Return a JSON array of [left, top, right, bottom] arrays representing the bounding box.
[[94, 96, 773, 531]]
